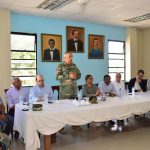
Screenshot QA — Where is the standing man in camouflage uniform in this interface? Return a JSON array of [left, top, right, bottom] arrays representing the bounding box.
[[56, 52, 81, 99]]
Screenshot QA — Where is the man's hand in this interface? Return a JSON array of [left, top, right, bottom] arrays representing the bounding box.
[[95, 90, 100, 96], [37, 97, 44, 102], [109, 92, 116, 97], [69, 73, 77, 79]]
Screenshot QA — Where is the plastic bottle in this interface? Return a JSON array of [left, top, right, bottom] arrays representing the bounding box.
[[19, 95, 23, 104], [44, 94, 48, 104], [117, 88, 122, 98], [132, 87, 135, 96], [78, 89, 82, 100]]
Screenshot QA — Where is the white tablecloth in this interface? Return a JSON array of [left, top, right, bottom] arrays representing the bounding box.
[[14, 92, 150, 150]]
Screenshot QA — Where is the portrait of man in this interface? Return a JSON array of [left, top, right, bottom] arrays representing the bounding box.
[[66, 26, 84, 52], [88, 34, 104, 59], [41, 34, 62, 62]]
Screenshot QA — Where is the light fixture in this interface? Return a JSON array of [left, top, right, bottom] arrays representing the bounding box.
[[124, 13, 150, 23], [37, 0, 76, 10]]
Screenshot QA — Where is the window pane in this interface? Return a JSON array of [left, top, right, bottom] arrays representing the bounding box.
[[11, 69, 36, 76], [11, 60, 36, 69], [109, 68, 124, 73], [11, 52, 36, 59], [19, 77, 36, 86], [108, 41, 124, 53], [109, 60, 125, 67], [11, 34, 35, 51], [108, 54, 124, 59]]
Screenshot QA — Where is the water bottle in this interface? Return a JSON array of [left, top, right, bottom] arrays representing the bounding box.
[[117, 88, 122, 98], [78, 89, 82, 100], [126, 89, 129, 97], [19, 95, 23, 104], [29, 92, 33, 110], [132, 87, 135, 96], [44, 94, 48, 104]]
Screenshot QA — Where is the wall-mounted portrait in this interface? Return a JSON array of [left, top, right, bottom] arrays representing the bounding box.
[[88, 34, 104, 59], [66, 26, 84, 53], [41, 34, 62, 62]]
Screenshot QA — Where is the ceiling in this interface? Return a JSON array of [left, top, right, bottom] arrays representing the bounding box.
[[0, 0, 150, 28]]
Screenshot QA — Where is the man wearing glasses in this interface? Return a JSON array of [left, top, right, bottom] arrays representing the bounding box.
[[128, 69, 147, 93], [29, 74, 53, 102]]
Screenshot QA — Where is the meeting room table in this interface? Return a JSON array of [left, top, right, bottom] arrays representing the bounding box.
[[14, 91, 150, 150]]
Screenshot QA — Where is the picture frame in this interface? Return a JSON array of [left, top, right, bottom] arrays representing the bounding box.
[[41, 34, 62, 62], [88, 34, 104, 59], [66, 26, 84, 53]]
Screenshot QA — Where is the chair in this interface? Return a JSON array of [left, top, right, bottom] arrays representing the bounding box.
[[78, 85, 82, 91], [125, 81, 129, 90], [52, 86, 60, 100]]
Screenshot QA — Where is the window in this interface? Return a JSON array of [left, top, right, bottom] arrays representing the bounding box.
[[11, 32, 37, 86], [108, 40, 125, 80]]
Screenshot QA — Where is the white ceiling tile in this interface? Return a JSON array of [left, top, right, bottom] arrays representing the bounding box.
[[0, 0, 150, 27]]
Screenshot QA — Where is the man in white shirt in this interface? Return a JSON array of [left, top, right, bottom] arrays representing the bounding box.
[[112, 73, 126, 96], [98, 75, 116, 96], [98, 75, 116, 126], [30, 74, 53, 102]]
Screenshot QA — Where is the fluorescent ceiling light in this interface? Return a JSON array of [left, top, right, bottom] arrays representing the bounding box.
[[37, 0, 76, 10], [124, 13, 150, 23]]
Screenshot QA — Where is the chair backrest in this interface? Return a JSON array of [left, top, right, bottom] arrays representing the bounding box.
[[52, 86, 60, 100], [4, 89, 9, 94], [78, 85, 82, 91], [125, 82, 129, 90]]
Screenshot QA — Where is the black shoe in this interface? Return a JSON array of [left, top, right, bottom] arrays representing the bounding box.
[[108, 120, 115, 126], [117, 120, 124, 126], [14, 131, 19, 140]]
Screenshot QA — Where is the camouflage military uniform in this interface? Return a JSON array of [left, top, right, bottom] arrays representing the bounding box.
[[0, 130, 11, 149], [56, 61, 81, 99]]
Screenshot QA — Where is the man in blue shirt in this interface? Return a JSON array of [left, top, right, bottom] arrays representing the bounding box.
[[30, 74, 53, 102]]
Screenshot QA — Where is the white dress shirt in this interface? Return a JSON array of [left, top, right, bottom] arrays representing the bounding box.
[[112, 80, 126, 95], [98, 81, 116, 95]]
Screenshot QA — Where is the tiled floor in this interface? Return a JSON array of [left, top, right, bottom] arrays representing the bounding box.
[[11, 115, 150, 150]]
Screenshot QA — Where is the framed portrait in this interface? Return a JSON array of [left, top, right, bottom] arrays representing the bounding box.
[[41, 34, 62, 62], [66, 26, 84, 53], [88, 34, 104, 59]]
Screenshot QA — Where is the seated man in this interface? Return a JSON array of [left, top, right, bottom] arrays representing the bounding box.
[[6, 77, 28, 118], [82, 74, 101, 97], [112, 73, 126, 126], [98, 75, 116, 126], [112, 73, 126, 96], [29, 74, 53, 102], [30, 75, 57, 143], [98, 75, 116, 96], [128, 69, 147, 93]]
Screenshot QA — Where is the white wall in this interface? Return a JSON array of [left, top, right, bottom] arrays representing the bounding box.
[[126, 27, 150, 80], [142, 29, 150, 79], [126, 28, 138, 80], [0, 10, 11, 105]]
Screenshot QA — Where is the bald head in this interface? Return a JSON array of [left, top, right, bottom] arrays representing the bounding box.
[[115, 73, 121, 83], [64, 52, 73, 64], [12, 77, 22, 90], [36, 74, 44, 87]]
